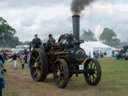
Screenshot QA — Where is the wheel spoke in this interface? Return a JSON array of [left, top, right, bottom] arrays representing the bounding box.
[[92, 74, 96, 81], [91, 62, 95, 69], [31, 64, 35, 69], [89, 75, 93, 83], [36, 69, 41, 78], [93, 73, 97, 78], [92, 63, 95, 69], [59, 64, 64, 71], [93, 64, 96, 69], [88, 63, 91, 69], [58, 64, 64, 79], [90, 61, 93, 68], [33, 70, 37, 78]]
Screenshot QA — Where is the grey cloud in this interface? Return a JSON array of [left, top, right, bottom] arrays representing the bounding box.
[[0, 0, 127, 9], [15, 15, 72, 41], [99, 0, 128, 3], [21, 15, 36, 27], [0, 0, 128, 42], [0, 0, 71, 8]]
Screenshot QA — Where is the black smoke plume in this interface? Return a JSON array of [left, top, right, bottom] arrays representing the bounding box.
[[71, 0, 95, 15]]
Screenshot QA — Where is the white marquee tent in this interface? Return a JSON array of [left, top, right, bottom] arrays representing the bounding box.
[[80, 41, 114, 58]]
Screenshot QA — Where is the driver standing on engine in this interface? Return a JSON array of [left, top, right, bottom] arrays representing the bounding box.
[[47, 34, 56, 46], [32, 34, 42, 49]]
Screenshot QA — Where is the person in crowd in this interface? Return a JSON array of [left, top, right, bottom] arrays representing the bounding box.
[[23, 49, 28, 69], [112, 51, 115, 57], [93, 51, 99, 59], [47, 34, 56, 46], [46, 34, 56, 50], [12, 53, 17, 70], [32, 34, 42, 49], [48, 34, 55, 44], [18, 54, 24, 70], [2, 51, 7, 60], [100, 52, 104, 58], [0, 53, 6, 96]]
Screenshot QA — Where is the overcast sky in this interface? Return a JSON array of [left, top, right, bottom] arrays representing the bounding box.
[[0, 0, 128, 42]]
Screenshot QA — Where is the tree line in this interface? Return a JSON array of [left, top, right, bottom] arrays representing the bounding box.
[[81, 28, 120, 47], [0, 17, 21, 48]]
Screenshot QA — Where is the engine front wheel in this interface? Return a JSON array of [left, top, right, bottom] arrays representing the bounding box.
[[53, 59, 69, 88], [29, 47, 48, 81], [84, 59, 101, 86]]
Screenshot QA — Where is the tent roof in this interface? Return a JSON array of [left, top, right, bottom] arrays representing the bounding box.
[[81, 41, 113, 49]]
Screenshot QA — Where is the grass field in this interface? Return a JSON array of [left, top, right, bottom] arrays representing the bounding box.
[[5, 58, 128, 96]]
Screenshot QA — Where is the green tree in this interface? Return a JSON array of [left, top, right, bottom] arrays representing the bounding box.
[[81, 30, 97, 41], [99, 28, 120, 47], [0, 17, 20, 47]]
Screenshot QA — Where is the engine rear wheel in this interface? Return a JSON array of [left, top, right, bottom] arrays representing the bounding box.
[[29, 46, 48, 81], [84, 59, 101, 86], [54, 59, 69, 88]]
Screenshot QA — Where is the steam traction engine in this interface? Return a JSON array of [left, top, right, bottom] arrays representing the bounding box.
[[29, 15, 102, 88]]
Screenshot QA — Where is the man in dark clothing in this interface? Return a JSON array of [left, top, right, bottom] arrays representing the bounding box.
[[12, 53, 17, 69], [24, 49, 28, 64], [47, 34, 56, 46], [46, 34, 56, 50], [22, 49, 28, 70], [32, 34, 42, 48], [0, 54, 6, 96], [0, 55, 4, 65]]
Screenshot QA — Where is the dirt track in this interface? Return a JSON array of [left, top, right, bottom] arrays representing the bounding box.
[[5, 63, 127, 96]]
